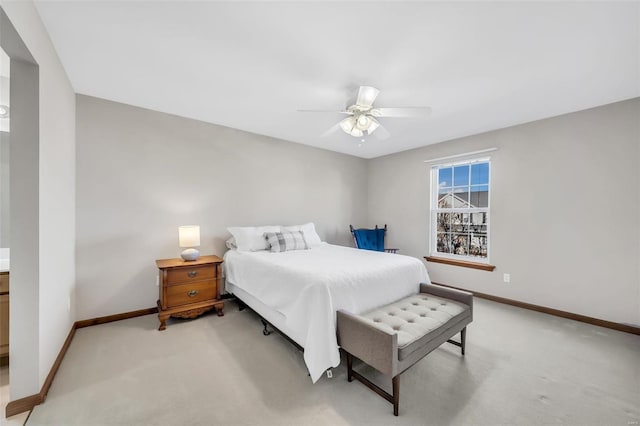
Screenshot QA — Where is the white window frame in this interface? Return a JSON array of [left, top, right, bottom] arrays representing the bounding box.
[[429, 157, 491, 263]]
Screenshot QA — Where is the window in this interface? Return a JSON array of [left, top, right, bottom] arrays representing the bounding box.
[[430, 158, 490, 263]]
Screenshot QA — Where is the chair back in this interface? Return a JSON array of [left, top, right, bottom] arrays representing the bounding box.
[[350, 225, 387, 252]]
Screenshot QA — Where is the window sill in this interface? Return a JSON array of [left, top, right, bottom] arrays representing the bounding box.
[[424, 256, 496, 271]]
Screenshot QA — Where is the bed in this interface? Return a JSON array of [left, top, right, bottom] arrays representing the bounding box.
[[223, 239, 429, 383]]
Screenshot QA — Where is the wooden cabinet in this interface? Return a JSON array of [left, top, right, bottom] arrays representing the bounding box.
[[0, 272, 9, 356], [156, 255, 224, 331]]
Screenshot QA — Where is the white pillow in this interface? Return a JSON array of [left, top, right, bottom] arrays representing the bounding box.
[[227, 226, 280, 252], [283, 223, 322, 247], [225, 237, 237, 250]]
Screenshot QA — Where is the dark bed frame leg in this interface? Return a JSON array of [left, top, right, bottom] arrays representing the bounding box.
[[261, 319, 272, 336], [236, 298, 246, 311]]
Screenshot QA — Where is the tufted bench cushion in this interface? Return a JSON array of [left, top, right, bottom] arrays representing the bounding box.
[[360, 294, 469, 360]]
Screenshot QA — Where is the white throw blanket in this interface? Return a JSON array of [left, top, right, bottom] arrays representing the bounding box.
[[224, 243, 429, 382]]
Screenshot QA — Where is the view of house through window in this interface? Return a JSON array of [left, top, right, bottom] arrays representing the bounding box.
[[431, 158, 490, 261]]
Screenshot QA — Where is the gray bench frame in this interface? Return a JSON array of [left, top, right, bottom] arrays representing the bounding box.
[[337, 282, 473, 416]]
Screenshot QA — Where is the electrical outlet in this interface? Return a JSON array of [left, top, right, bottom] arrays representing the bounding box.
[[503, 273, 511, 283]]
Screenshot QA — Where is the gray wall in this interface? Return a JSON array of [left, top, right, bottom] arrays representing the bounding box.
[[78, 96, 639, 326], [368, 98, 640, 326], [0, 131, 8, 247], [1, 1, 76, 400], [76, 95, 368, 319]]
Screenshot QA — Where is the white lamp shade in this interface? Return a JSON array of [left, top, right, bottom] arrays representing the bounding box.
[[367, 117, 380, 134], [340, 116, 356, 133], [179, 225, 200, 248], [355, 114, 370, 130]]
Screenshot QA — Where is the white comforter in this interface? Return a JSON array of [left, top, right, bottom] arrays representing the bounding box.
[[224, 243, 429, 383]]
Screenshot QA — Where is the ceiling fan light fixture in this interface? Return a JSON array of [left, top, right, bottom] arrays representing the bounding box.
[[367, 117, 380, 134], [355, 114, 370, 130], [340, 116, 356, 133], [340, 116, 365, 137], [303, 85, 431, 141]]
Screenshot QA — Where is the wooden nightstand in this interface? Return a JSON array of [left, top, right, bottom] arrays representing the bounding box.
[[156, 255, 224, 331]]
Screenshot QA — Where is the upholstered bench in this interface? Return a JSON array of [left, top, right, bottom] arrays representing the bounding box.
[[337, 282, 473, 416]]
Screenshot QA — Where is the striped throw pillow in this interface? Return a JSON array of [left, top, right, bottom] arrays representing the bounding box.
[[264, 230, 308, 252]]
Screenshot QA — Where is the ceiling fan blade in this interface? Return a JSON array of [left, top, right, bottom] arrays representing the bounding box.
[[297, 109, 351, 114], [355, 86, 380, 108], [320, 123, 342, 138], [373, 107, 432, 118], [372, 124, 390, 140]]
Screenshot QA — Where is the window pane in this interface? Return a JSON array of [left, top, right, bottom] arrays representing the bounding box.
[[451, 213, 465, 232], [470, 212, 487, 234], [470, 185, 489, 208], [471, 163, 489, 185], [438, 167, 452, 188], [437, 213, 452, 232], [453, 187, 469, 207], [453, 165, 469, 186], [470, 212, 484, 225], [438, 192, 453, 208], [436, 233, 451, 254], [470, 235, 488, 258], [452, 233, 469, 256], [462, 213, 472, 232]]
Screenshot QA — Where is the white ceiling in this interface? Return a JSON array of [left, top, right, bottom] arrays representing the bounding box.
[[35, 1, 640, 159]]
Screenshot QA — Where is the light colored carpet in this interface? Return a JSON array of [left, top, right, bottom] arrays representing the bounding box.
[[27, 298, 639, 426]]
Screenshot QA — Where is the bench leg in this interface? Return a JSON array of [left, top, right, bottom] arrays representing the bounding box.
[[345, 351, 399, 415], [346, 352, 353, 382], [392, 375, 400, 416], [447, 327, 468, 355], [461, 327, 467, 356]]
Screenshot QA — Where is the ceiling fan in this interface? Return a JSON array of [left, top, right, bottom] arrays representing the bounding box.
[[299, 86, 431, 139]]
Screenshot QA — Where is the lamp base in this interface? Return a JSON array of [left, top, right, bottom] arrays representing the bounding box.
[[180, 248, 200, 261]]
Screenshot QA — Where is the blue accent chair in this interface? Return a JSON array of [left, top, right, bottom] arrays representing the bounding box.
[[349, 224, 399, 253]]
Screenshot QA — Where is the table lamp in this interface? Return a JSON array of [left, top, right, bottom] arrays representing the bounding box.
[[179, 225, 200, 261]]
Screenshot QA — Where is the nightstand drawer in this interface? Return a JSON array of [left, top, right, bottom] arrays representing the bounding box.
[[166, 265, 216, 285], [166, 280, 216, 307], [0, 274, 8, 294]]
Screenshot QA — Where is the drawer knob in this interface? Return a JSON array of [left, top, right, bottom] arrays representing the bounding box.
[[188, 290, 199, 298], [188, 271, 198, 278]]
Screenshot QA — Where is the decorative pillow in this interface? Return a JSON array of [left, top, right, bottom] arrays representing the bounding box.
[[283, 222, 322, 247], [264, 230, 308, 253], [227, 226, 280, 252], [225, 237, 237, 250]]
